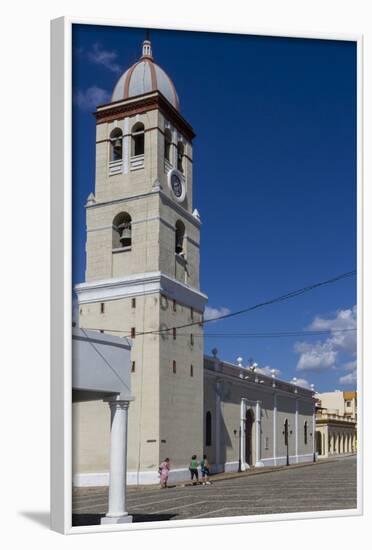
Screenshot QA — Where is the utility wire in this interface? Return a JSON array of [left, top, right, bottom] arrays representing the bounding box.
[[80, 270, 355, 337], [79, 327, 356, 339], [138, 269, 356, 335]]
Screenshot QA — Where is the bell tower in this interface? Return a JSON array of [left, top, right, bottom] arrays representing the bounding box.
[[75, 39, 208, 484]]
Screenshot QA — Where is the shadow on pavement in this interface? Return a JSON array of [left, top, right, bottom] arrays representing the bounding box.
[[72, 513, 177, 526]]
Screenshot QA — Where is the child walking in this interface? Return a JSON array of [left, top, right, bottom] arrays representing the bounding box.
[[159, 457, 170, 488], [189, 454, 199, 485], [200, 454, 211, 485]]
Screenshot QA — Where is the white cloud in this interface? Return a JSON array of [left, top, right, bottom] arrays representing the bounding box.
[[204, 305, 231, 322], [74, 86, 110, 111], [87, 43, 121, 73], [339, 370, 357, 385], [343, 360, 357, 372], [309, 305, 356, 355], [295, 340, 338, 371], [294, 306, 356, 372]]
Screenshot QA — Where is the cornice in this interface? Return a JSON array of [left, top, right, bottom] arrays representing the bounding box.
[[204, 367, 315, 402], [75, 271, 208, 311], [95, 91, 195, 142], [86, 189, 201, 229]]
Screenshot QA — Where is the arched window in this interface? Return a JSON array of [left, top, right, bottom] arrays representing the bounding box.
[[110, 128, 123, 161], [112, 212, 132, 249], [177, 141, 184, 172], [175, 220, 185, 255], [206, 411, 212, 446], [164, 129, 172, 162], [304, 421, 308, 445], [131, 122, 145, 157]]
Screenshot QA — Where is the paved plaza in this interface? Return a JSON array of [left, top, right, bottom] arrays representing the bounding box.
[[72, 455, 357, 526]]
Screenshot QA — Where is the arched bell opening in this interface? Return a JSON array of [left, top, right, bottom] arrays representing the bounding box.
[[164, 128, 172, 162], [131, 122, 145, 157], [175, 220, 185, 255], [177, 141, 184, 172], [113, 212, 132, 249], [110, 128, 123, 161]]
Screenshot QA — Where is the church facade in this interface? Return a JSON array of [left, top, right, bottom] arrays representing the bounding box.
[[73, 39, 315, 486]]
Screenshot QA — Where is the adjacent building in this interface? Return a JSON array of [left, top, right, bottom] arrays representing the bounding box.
[[315, 391, 357, 458]]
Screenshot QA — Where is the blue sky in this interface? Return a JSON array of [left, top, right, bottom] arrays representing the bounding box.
[[72, 25, 357, 392]]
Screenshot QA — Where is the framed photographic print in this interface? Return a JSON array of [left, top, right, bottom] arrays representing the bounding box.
[[51, 17, 362, 534]]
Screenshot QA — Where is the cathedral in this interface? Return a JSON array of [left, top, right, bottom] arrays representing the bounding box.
[[73, 39, 315, 486]]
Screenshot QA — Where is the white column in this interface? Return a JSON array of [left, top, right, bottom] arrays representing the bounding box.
[[255, 401, 264, 467], [215, 380, 222, 470], [324, 426, 329, 457], [312, 403, 316, 460], [295, 399, 299, 463], [240, 399, 247, 470], [122, 117, 129, 174], [273, 393, 277, 466], [101, 399, 133, 525]]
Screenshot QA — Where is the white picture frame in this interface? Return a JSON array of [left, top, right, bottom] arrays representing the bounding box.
[[51, 16, 363, 535]]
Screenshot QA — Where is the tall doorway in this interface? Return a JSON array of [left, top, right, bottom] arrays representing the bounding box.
[[245, 409, 254, 466]]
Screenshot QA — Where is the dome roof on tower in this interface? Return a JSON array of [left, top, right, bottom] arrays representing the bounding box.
[[111, 40, 180, 110]]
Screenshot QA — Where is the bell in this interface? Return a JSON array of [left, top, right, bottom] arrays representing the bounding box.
[[175, 235, 183, 254], [119, 223, 131, 247]]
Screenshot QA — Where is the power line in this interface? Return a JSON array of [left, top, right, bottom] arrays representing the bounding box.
[[138, 269, 356, 336], [181, 328, 356, 338], [79, 269, 355, 337], [79, 327, 356, 339]]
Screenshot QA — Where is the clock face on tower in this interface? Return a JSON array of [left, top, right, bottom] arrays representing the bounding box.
[[168, 169, 186, 202]]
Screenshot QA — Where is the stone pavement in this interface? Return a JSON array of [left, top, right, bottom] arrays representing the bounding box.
[[72, 454, 357, 526]]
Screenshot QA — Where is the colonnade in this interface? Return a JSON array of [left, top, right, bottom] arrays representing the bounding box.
[[317, 427, 356, 457]]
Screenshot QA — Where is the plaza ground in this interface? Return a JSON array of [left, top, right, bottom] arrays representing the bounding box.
[[72, 454, 357, 526]]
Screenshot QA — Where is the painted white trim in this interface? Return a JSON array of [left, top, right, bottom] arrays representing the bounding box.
[[215, 380, 222, 467], [224, 461, 239, 472], [261, 453, 313, 467], [255, 401, 264, 467], [75, 467, 196, 487], [75, 270, 208, 311], [74, 472, 109, 487], [74, 454, 316, 487], [123, 117, 129, 174], [86, 188, 201, 228], [295, 398, 299, 463], [273, 392, 277, 466]]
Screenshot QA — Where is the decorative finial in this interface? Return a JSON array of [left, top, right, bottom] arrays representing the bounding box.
[[192, 208, 201, 222], [211, 347, 218, 358], [86, 192, 96, 207], [142, 31, 153, 59], [236, 356, 243, 368]]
